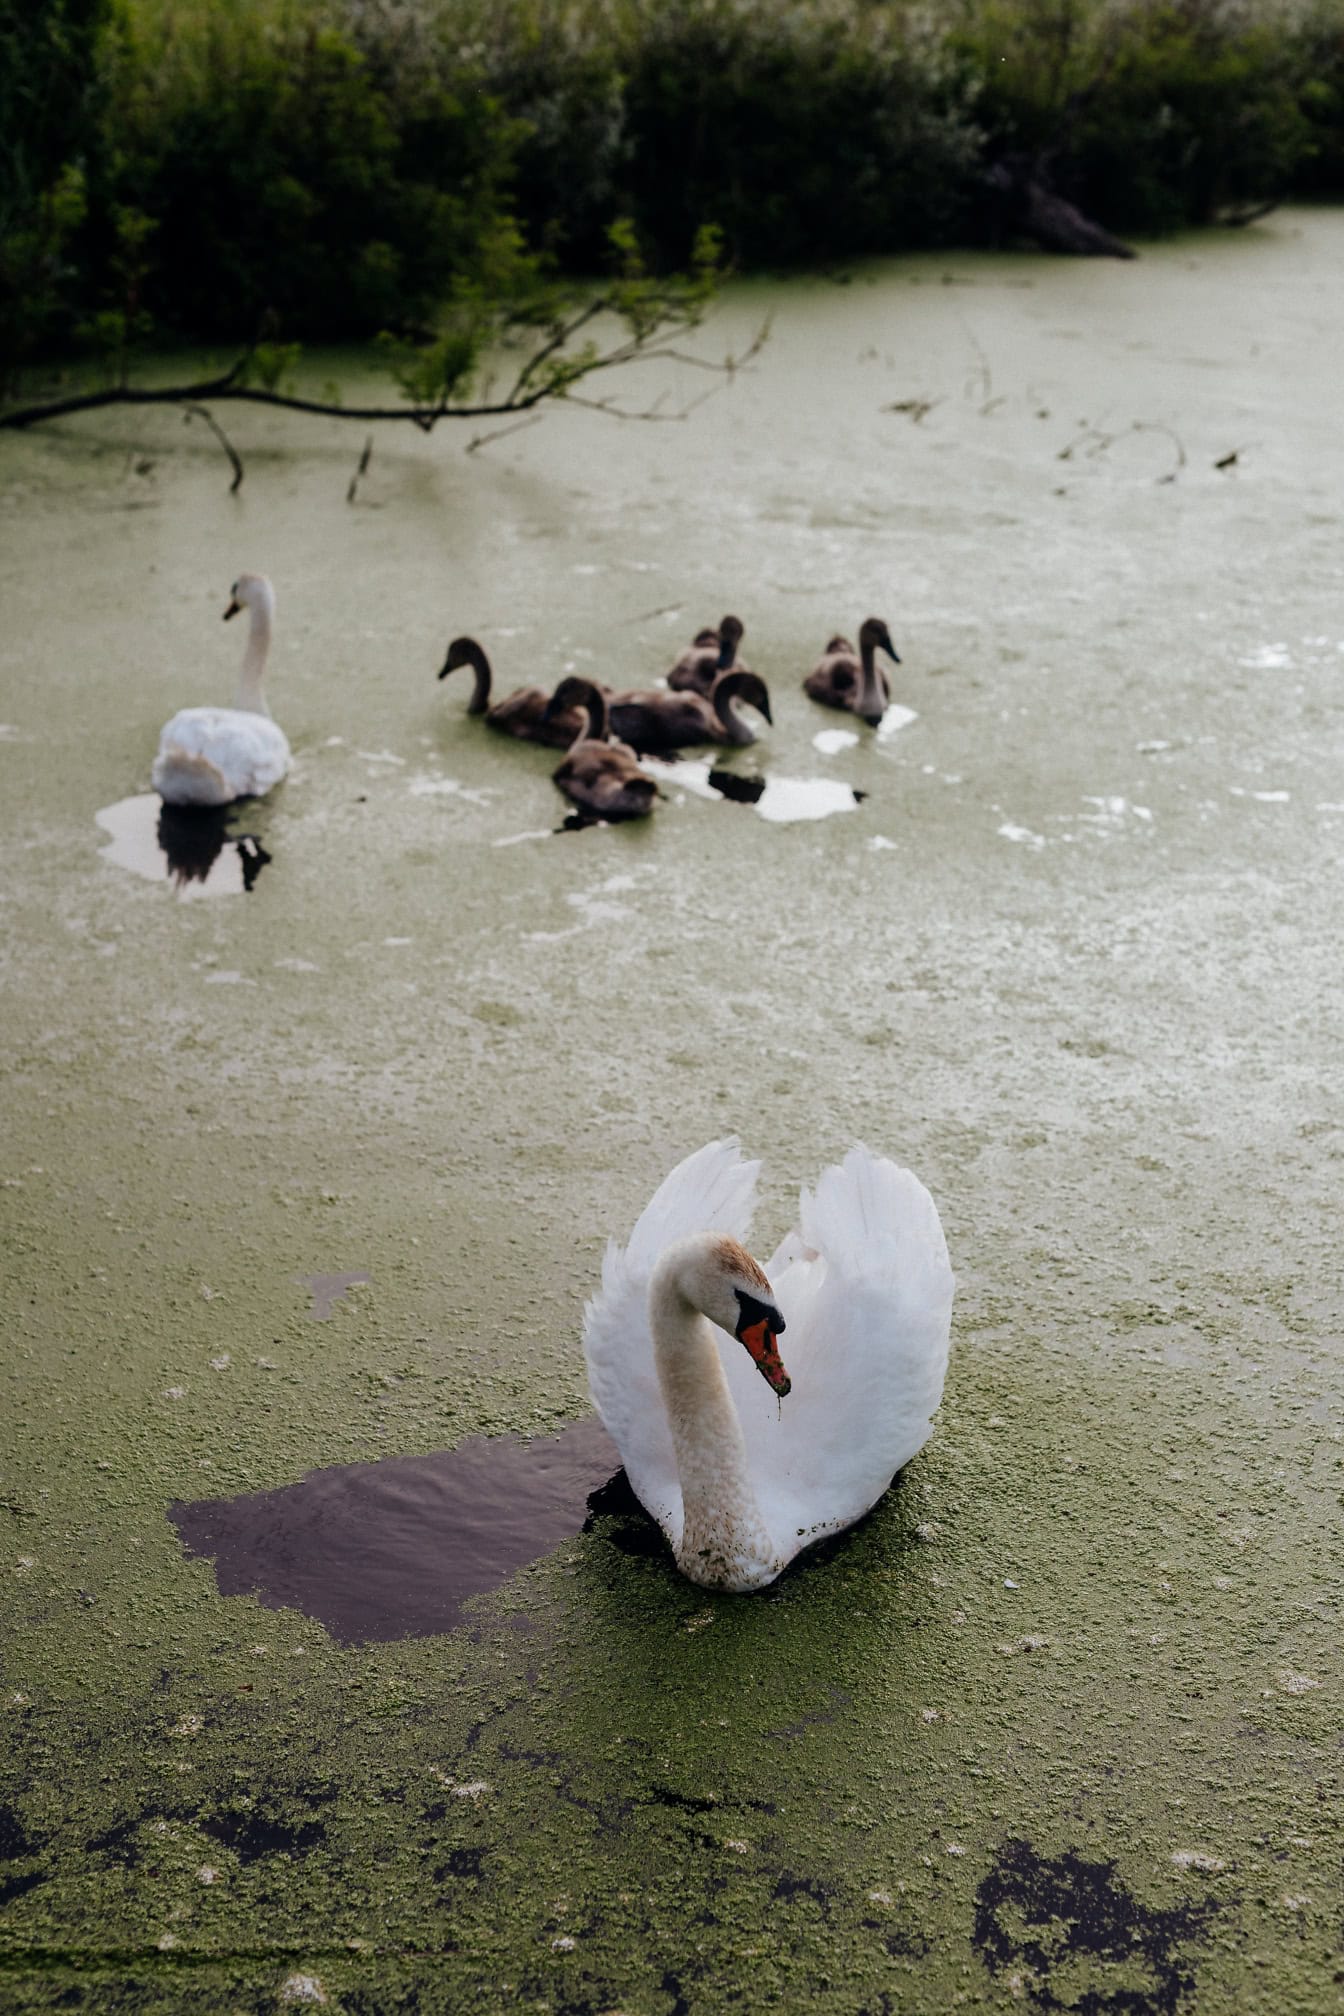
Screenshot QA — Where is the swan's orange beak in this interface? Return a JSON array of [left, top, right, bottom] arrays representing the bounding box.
[[738, 1317, 791, 1397]]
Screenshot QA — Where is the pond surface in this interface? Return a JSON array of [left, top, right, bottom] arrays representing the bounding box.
[[2, 211, 1342, 2012]]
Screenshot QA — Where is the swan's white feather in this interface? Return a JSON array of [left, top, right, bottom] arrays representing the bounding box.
[[587, 1142, 953, 1581], [153, 707, 291, 807], [720, 1147, 954, 1555], [582, 1138, 760, 1550]]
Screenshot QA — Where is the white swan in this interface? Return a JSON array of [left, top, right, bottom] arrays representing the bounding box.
[[152, 573, 291, 807], [583, 1139, 954, 1592]]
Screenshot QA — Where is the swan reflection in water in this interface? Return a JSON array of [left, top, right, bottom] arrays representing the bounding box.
[[158, 802, 271, 892], [643, 759, 866, 824], [95, 792, 273, 896]]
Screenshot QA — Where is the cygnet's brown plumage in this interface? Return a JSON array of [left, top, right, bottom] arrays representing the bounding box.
[[608, 668, 772, 756], [666, 615, 746, 697], [804, 617, 901, 728], [544, 677, 658, 822], [438, 635, 584, 748]]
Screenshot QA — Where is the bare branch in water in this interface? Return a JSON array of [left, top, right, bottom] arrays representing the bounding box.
[[1220, 200, 1281, 229], [181, 403, 244, 491], [0, 310, 769, 486], [1130, 420, 1186, 483], [346, 435, 374, 503], [465, 413, 545, 454], [1058, 418, 1186, 482]]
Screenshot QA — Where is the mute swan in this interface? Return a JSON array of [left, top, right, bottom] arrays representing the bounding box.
[[438, 635, 584, 748], [667, 615, 746, 696], [608, 669, 772, 755], [583, 1139, 953, 1592], [544, 676, 658, 821], [804, 617, 901, 728], [152, 574, 291, 806]]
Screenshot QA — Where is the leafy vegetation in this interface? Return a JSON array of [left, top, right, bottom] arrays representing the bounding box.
[[3, 0, 1344, 392]]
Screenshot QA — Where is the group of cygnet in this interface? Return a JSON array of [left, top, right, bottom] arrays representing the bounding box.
[[438, 612, 903, 822], [150, 578, 902, 825]]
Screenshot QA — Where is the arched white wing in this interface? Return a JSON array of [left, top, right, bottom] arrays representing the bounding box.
[[717, 1147, 954, 1560]]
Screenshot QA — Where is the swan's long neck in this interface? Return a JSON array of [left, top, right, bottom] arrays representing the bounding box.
[[857, 633, 885, 721], [712, 672, 754, 744], [463, 642, 492, 714], [234, 597, 274, 716], [648, 1256, 779, 1591], [568, 682, 609, 750]]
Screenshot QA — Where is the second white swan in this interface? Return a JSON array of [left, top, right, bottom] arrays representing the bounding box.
[[152, 573, 291, 807], [583, 1139, 954, 1591]]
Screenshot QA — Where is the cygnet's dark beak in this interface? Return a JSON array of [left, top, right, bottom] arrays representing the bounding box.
[[862, 713, 884, 730], [437, 658, 453, 680], [223, 598, 242, 621], [758, 693, 773, 725]]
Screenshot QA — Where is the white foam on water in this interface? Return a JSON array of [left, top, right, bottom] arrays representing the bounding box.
[[875, 703, 918, 742]]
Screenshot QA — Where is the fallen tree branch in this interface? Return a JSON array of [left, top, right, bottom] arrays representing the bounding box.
[[0, 311, 771, 441]]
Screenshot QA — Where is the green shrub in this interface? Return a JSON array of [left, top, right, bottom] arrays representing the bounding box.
[[95, 0, 520, 340], [0, 0, 106, 377], [7, 0, 1344, 378], [949, 0, 1319, 236]]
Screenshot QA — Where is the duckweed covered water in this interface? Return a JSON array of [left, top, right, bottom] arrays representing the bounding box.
[[2, 212, 1343, 2012]]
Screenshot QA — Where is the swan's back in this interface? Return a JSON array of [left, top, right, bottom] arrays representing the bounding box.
[[719, 1147, 954, 1558], [153, 707, 290, 807]]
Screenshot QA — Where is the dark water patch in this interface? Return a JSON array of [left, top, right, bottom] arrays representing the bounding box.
[[95, 793, 271, 896], [199, 1803, 326, 1864], [707, 767, 766, 804], [84, 1815, 149, 1866], [0, 1804, 38, 1862], [435, 1846, 486, 1883], [169, 1416, 624, 1645], [973, 1837, 1221, 2014], [0, 1802, 47, 1909], [0, 1869, 46, 1907], [879, 1926, 931, 1960], [298, 1269, 371, 1320], [650, 1787, 722, 1815], [771, 1870, 833, 1917]]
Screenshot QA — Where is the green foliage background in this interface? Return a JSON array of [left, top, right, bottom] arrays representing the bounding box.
[[3, 0, 1344, 381]]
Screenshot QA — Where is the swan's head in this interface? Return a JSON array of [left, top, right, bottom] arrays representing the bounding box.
[[223, 573, 274, 621], [439, 635, 483, 680], [661, 1234, 790, 1396], [859, 615, 900, 665], [716, 668, 772, 725], [716, 614, 745, 666], [544, 675, 607, 738]]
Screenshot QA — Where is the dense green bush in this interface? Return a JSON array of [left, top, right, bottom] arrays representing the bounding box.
[[949, 0, 1319, 237], [97, 0, 519, 340], [612, 1, 978, 266], [0, 0, 107, 369], [5, 0, 1344, 384]]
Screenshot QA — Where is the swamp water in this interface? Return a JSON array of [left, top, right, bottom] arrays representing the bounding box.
[[2, 212, 1343, 2012]]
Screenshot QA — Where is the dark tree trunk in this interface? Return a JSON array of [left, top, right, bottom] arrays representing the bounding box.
[[986, 156, 1136, 260]]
